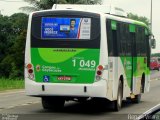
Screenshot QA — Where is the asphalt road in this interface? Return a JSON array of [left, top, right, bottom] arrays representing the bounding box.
[[0, 70, 160, 120]]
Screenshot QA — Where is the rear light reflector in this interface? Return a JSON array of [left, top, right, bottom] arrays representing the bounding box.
[[97, 70, 102, 76], [96, 75, 101, 80], [28, 69, 33, 74], [29, 74, 34, 80]]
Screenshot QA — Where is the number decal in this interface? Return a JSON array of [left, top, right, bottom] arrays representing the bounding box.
[[80, 60, 85, 67], [72, 59, 76, 67], [72, 59, 96, 68], [91, 60, 96, 68]]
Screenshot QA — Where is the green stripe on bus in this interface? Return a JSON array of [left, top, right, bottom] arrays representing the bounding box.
[[134, 21, 148, 28], [111, 20, 117, 30], [31, 48, 100, 84], [129, 24, 135, 33], [145, 28, 149, 35]]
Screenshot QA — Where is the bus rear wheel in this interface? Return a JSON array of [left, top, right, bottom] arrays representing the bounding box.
[[41, 97, 65, 111], [112, 80, 123, 111]]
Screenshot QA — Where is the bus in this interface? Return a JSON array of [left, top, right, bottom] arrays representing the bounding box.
[[25, 5, 155, 111]]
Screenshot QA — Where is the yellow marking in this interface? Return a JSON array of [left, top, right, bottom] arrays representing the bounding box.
[[130, 93, 135, 99]]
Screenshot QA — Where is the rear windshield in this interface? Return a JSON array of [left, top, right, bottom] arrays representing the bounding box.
[[31, 11, 100, 48]]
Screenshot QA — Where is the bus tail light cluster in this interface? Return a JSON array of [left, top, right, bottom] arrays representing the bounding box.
[[96, 65, 104, 81], [26, 63, 34, 80]]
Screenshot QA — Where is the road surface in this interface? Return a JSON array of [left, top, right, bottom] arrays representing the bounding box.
[[0, 70, 160, 120]]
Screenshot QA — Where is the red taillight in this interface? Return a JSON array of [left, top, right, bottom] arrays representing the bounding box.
[[97, 70, 102, 76], [27, 64, 32, 69], [98, 65, 104, 71], [28, 69, 33, 74], [26, 63, 34, 80], [96, 65, 104, 81]]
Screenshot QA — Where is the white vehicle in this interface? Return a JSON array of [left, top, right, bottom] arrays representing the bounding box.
[[25, 5, 154, 111]]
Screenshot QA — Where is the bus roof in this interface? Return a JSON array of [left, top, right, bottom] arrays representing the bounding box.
[[105, 13, 148, 28], [52, 4, 127, 17]]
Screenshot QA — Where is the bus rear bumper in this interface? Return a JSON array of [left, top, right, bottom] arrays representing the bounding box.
[[25, 79, 107, 98]]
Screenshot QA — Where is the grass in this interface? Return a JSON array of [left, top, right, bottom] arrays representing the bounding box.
[[0, 78, 24, 91]]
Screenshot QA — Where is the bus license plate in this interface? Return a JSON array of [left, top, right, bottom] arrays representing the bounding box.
[[57, 76, 72, 81]]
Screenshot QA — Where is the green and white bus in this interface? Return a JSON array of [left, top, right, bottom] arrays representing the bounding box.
[[25, 5, 155, 111]]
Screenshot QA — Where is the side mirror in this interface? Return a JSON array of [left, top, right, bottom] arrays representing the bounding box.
[[151, 38, 156, 49]]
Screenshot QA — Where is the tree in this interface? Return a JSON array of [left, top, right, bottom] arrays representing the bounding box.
[[127, 13, 150, 26], [9, 30, 27, 79], [0, 15, 11, 65], [151, 53, 160, 57], [0, 13, 28, 79], [21, 0, 102, 12], [9, 13, 28, 35]]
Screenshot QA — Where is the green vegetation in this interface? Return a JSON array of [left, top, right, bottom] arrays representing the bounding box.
[[21, 0, 102, 12], [127, 13, 150, 26], [0, 13, 28, 79], [151, 53, 160, 57], [0, 79, 24, 91]]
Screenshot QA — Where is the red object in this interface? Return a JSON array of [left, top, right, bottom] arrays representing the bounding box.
[[57, 76, 72, 81], [97, 70, 102, 76], [98, 65, 104, 71], [28, 69, 33, 74], [150, 58, 160, 71], [27, 64, 32, 69]]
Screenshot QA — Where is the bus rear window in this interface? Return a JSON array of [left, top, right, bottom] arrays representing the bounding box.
[[42, 17, 91, 40], [31, 11, 100, 48]]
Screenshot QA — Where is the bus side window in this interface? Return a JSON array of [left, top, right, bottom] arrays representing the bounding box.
[[141, 27, 147, 56], [136, 27, 141, 56], [130, 32, 136, 56], [146, 35, 150, 67], [111, 30, 118, 56], [106, 20, 118, 56], [117, 22, 126, 56], [136, 26, 146, 57], [106, 20, 114, 56], [125, 24, 131, 56]]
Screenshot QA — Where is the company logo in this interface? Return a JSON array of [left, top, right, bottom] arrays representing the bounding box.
[[43, 75, 50, 82], [36, 65, 40, 72], [84, 18, 89, 23]]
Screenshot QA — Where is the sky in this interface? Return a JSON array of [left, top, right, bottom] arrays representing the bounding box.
[[0, 0, 159, 53]]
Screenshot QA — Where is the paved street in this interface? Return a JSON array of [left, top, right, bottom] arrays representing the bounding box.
[[0, 71, 160, 120]]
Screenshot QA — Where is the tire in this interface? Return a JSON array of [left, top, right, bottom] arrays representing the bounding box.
[[78, 97, 88, 103], [132, 94, 141, 103], [112, 80, 123, 111], [42, 97, 65, 111]]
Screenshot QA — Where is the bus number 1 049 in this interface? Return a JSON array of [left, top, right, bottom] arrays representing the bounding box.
[[72, 59, 96, 68]]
